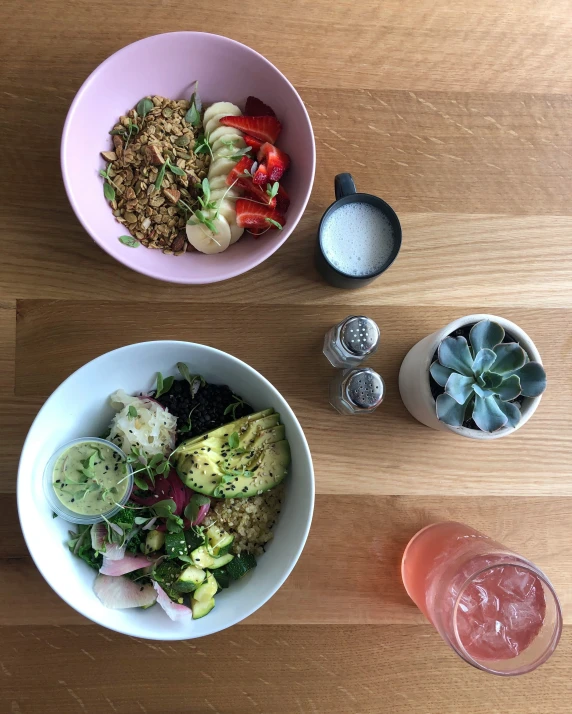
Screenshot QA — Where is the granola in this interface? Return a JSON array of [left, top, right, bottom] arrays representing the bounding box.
[[101, 96, 210, 255]]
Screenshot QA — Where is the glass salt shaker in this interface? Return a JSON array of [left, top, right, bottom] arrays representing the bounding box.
[[323, 316, 380, 368], [329, 367, 385, 415]]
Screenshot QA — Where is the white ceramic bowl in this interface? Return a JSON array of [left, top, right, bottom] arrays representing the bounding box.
[[18, 341, 314, 639]]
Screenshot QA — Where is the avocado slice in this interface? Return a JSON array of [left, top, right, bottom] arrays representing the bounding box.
[[174, 410, 290, 498], [181, 409, 274, 448]]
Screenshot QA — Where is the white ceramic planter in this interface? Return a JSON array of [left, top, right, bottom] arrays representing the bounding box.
[[398, 314, 544, 441]]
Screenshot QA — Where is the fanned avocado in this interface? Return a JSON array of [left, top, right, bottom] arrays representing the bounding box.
[[174, 410, 290, 498]]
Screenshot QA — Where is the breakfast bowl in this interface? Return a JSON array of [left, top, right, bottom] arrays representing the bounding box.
[[61, 32, 316, 284], [18, 341, 314, 639]]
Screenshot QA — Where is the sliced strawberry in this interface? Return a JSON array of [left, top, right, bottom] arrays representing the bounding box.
[[257, 143, 290, 182], [245, 96, 277, 117], [244, 134, 263, 153], [253, 163, 268, 185], [226, 156, 254, 186], [236, 177, 277, 207], [236, 199, 285, 231], [275, 184, 290, 213], [219, 115, 281, 145]]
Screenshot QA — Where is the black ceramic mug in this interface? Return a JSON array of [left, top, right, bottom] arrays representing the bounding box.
[[316, 173, 402, 289]]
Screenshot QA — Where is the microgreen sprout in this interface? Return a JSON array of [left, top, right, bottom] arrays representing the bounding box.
[[224, 394, 248, 420], [155, 157, 186, 191], [99, 164, 118, 201], [185, 81, 202, 127]]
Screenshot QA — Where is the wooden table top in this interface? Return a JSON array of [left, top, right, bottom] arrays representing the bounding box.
[[2, 0, 572, 712]]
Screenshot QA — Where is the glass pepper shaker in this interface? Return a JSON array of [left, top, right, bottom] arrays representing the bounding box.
[[329, 367, 385, 415], [323, 316, 380, 368]]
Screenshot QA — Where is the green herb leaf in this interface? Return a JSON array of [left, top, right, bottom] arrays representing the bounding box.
[[148, 453, 164, 469], [118, 235, 140, 248], [267, 181, 280, 199], [134, 516, 149, 525], [228, 432, 240, 449], [169, 163, 186, 177], [155, 372, 174, 399], [127, 405, 138, 418], [136, 97, 154, 119], [184, 493, 210, 523], [230, 146, 254, 160], [155, 460, 170, 475], [185, 102, 201, 127], [202, 177, 211, 203], [265, 217, 283, 230], [133, 474, 150, 490], [155, 162, 167, 191], [204, 219, 217, 234], [103, 182, 116, 201], [152, 499, 177, 518], [99, 169, 108, 178], [223, 404, 234, 415]]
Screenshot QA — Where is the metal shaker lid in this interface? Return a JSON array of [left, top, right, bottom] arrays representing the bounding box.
[[340, 316, 380, 357], [346, 368, 385, 409]]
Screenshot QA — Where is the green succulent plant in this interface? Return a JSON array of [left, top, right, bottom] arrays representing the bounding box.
[[430, 319, 547, 433]]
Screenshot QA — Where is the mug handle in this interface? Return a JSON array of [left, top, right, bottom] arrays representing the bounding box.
[[334, 173, 357, 200]]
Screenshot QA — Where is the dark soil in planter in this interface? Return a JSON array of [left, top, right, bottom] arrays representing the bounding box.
[[429, 323, 525, 430]]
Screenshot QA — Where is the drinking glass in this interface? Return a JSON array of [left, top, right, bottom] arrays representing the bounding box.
[[401, 521, 562, 675]]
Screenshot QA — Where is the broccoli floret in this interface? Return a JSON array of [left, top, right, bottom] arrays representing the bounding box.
[[109, 504, 137, 532], [126, 529, 145, 554]]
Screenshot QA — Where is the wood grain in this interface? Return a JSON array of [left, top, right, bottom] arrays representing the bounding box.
[[1, 624, 571, 714], [3, 494, 571, 626], [2, 0, 572, 710]]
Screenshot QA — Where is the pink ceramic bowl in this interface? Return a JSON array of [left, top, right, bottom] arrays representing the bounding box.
[[61, 32, 315, 284]]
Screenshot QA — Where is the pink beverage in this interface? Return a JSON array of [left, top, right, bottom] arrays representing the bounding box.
[[401, 522, 562, 675]]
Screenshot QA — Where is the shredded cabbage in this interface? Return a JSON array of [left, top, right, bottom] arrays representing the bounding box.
[[108, 389, 177, 457]]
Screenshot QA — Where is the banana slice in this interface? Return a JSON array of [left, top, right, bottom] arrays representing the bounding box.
[[208, 126, 243, 146], [229, 222, 244, 245], [211, 187, 240, 202], [205, 112, 241, 137], [208, 157, 239, 181], [203, 102, 241, 125], [214, 198, 236, 225], [208, 175, 229, 191], [186, 214, 231, 254], [211, 135, 246, 154]]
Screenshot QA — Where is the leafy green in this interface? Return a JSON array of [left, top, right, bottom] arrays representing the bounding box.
[[177, 363, 205, 393], [185, 81, 202, 127], [224, 394, 248, 421], [267, 181, 280, 199], [118, 235, 140, 248], [184, 494, 210, 523], [155, 372, 174, 398], [136, 97, 154, 119], [127, 405, 137, 418], [194, 133, 213, 158], [265, 217, 283, 230], [228, 432, 239, 449], [103, 182, 116, 201]]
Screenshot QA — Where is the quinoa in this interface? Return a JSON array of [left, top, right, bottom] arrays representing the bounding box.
[[205, 485, 284, 556]]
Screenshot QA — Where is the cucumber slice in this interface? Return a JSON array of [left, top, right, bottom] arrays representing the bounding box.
[[190, 546, 234, 570], [193, 573, 218, 603], [165, 532, 188, 559], [206, 525, 234, 556], [227, 553, 257, 580], [175, 565, 206, 593], [191, 596, 215, 619], [185, 528, 205, 552]]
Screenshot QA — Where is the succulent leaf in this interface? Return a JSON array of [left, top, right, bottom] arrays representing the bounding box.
[[436, 393, 472, 427], [492, 343, 526, 375], [513, 361, 547, 398], [472, 395, 509, 432], [473, 384, 495, 399], [470, 320, 504, 353], [438, 336, 473, 377], [496, 374, 521, 401], [445, 373, 475, 405], [430, 361, 454, 388], [496, 399, 521, 428], [472, 348, 497, 377], [481, 372, 503, 390]]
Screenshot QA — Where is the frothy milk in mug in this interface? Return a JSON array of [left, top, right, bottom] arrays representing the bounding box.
[[321, 202, 396, 277]]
